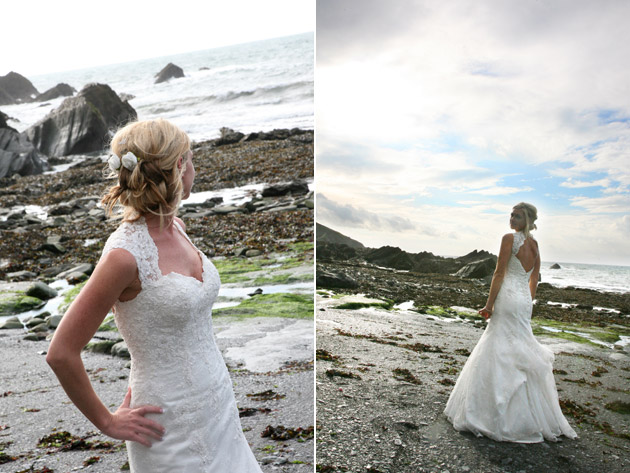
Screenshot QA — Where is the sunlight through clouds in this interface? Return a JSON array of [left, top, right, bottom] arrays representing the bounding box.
[[316, 0, 630, 265]]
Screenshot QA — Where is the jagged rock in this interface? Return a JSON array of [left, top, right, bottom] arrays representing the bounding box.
[[0, 110, 8, 128], [36, 83, 76, 102], [0, 72, 39, 105], [262, 180, 309, 197], [154, 63, 184, 84], [26, 281, 58, 300], [7, 270, 38, 280], [550, 263, 561, 269], [216, 127, 245, 145], [24, 83, 137, 157], [0, 124, 49, 178], [455, 257, 497, 279], [316, 270, 358, 289]]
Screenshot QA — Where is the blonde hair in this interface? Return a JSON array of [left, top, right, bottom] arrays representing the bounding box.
[[101, 119, 190, 227], [513, 202, 538, 238]]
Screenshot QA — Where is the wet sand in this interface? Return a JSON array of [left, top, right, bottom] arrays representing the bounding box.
[[0, 315, 314, 472], [316, 293, 630, 473]]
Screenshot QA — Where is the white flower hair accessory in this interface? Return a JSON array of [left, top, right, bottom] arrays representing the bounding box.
[[108, 151, 139, 172]]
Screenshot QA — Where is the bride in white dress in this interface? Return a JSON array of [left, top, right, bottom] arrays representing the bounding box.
[[47, 119, 263, 471], [444, 202, 577, 443]]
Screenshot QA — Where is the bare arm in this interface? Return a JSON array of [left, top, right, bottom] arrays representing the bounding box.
[[480, 233, 513, 319], [529, 242, 541, 299], [46, 249, 164, 447]]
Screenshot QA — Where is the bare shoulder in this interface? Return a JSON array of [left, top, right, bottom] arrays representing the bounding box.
[[174, 216, 186, 232], [501, 233, 515, 244], [97, 248, 137, 279]]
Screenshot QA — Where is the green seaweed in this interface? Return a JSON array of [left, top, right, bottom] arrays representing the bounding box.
[[335, 299, 394, 310], [213, 293, 313, 319], [57, 280, 88, 315], [0, 293, 44, 315]]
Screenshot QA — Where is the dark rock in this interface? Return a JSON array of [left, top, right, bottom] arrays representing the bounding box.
[[455, 257, 497, 279], [316, 241, 357, 261], [550, 263, 561, 269], [0, 110, 8, 128], [26, 281, 58, 300], [0, 126, 49, 178], [316, 270, 358, 289], [262, 180, 309, 197], [36, 83, 76, 102], [154, 63, 184, 84], [248, 288, 263, 296], [39, 241, 66, 254], [365, 246, 416, 271], [216, 127, 245, 145], [0, 72, 39, 105], [7, 270, 38, 280], [24, 83, 137, 157]]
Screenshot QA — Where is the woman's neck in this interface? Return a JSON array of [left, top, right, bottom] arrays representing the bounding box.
[[143, 213, 174, 231]]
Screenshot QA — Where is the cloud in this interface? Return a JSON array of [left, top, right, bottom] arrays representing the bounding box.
[[560, 178, 611, 189], [317, 193, 418, 232], [569, 194, 630, 213]]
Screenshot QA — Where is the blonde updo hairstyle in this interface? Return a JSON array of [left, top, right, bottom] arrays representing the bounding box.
[[513, 202, 538, 238], [101, 119, 190, 227]]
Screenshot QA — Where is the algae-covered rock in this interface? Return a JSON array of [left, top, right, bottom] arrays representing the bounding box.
[[0, 292, 44, 316], [84, 339, 119, 354], [0, 316, 23, 329], [26, 281, 58, 300]]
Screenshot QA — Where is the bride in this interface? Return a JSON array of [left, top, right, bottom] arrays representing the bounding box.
[[46, 119, 263, 471], [444, 202, 577, 443]]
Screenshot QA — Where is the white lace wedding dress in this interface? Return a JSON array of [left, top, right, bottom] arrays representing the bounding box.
[[444, 232, 577, 443], [102, 218, 262, 472]]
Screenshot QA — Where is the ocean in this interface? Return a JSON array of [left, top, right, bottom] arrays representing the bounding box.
[[2, 33, 313, 142], [540, 261, 630, 294]]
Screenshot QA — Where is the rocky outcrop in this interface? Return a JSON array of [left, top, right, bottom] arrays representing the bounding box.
[[455, 257, 497, 279], [316, 269, 358, 289], [550, 263, 561, 269], [36, 83, 76, 102], [216, 127, 244, 145], [0, 119, 49, 178], [262, 180, 309, 197], [0, 72, 39, 105], [316, 223, 365, 249], [154, 63, 184, 84], [24, 83, 137, 157]]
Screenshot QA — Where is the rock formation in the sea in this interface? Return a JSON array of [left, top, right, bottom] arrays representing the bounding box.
[[154, 63, 184, 84], [317, 223, 365, 249], [0, 72, 39, 105], [550, 263, 561, 269], [24, 83, 137, 157], [0, 110, 49, 178], [36, 83, 76, 102], [262, 180, 310, 197], [216, 127, 245, 145]]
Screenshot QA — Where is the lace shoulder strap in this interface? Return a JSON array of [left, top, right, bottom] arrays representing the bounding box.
[[101, 219, 161, 285], [511, 231, 526, 255]]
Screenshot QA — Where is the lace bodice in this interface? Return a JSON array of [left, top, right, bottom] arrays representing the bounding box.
[[100, 219, 262, 472]]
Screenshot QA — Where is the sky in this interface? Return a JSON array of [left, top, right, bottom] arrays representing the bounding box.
[[316, 0, 630, 266], [1, 0, 314, 76]]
